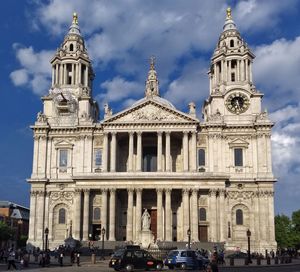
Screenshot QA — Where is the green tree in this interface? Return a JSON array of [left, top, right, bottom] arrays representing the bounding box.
[[275, 214, 293, 248], [0, 221, 14, 243], [292, 209, 300, 232]]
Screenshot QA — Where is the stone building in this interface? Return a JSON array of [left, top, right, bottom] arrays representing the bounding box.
[[27, 10, 277, 252]]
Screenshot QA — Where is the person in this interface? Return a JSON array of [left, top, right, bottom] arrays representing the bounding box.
[[59, 252, 64, 267], [7, 247, 17, 270], [76, 251, 80, 266], [142, 209, 151, 230]]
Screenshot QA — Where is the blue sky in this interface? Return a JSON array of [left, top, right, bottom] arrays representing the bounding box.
[[1, 0, 300, 216]]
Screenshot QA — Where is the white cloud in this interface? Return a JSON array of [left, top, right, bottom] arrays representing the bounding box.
[[10, 45, 54, 95], [164, 59, 209, 112], [10, 69, 28, 86], [235, 0, 298, 33], [97, 76, 143, 106], [253, 36, 300, 110]]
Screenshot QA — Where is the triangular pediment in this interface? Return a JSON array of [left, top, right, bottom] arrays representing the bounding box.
[[228, 138, 249, 148], [54, 140, 74, 149], [103, 98, 198, 124]]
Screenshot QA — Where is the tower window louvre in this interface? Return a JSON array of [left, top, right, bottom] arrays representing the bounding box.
[[230, 39, 234, 47], [70, 44, 74, 51], [231, 73, 235, 82]]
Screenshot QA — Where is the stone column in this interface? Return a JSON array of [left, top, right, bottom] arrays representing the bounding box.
[[268, 191, 275, 242], [182, 189, 190, 240], [109, 189, 116, 241], [102, 133, 108, 172], [55, 64, 59, 85], [126, 189, 134, 241], [219, 189, 225, 242], [82, 189, 90, 241], [136, 189, 142, 240], [128, 132, 134, 171], [209, 189, 217, 242], [165, 189, 172, 241], [36, 191, 45, 244], [191, 132, 197, 172], [110, 132, 117, 172], [253, 191, 260, 241], [136, 132, 142, 172], [78, 63, 82, 84], [28, 191, 37, 241], [101, 188, 108, 240], [165, 132, 171, 172], [183, 131, 189, 171], [71, 63, 75, 85], [52, 67, 55, 86], [259, 191, 266, 241], [157, 189, 163, 240], [74, 189, 82, 240], [64, 64, 67, 85], [157, 132, 162, 171], [85, 65, 88, 86], [191, 189, 199, 241]]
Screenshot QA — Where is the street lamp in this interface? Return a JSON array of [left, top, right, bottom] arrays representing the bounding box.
[[101, 227, 106, 260], [44, 227, 49, 252], [246, 229, 252, 264], [187, 228, 191, 249]]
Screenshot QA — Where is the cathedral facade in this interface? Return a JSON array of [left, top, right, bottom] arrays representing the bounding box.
[[27, 10, 277, 252]]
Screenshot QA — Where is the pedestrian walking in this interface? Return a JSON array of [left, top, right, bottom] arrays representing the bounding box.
[[59, 252, 64, 267], [76, 251, 80, 266], [7, 247, 17, 270]]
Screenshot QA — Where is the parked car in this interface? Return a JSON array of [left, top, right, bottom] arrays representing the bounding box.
[[226, 251, 248, 259], [164, 249, 207, 270], [109, 246, 163, 271]]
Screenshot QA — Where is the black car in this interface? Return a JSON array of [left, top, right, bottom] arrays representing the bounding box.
[[109, 246, 163, 271]]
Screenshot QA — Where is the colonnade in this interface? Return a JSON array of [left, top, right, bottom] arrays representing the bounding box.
[[101, 131, 197, 172]]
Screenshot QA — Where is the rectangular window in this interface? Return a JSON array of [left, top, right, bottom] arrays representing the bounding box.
[[94, 148, 102, 167], [59, 149, 68, 167], [234, 148, 243, 166], [198, 149, 205, 166]]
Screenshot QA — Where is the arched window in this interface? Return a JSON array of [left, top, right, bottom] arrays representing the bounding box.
[[199, 208, 207, 221], [93, 207, 101, 221], [58, 208, 66, 224], [230, 39, 234, 47], [70, 43, 74, 51], [236, 209, 243, 225], [198, 149, 205, 166]]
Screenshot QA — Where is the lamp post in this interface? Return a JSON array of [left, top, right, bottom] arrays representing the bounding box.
[[44, 228, 49, 252], [187, 228, 191, 249], [101, 227, 106, 260], [247, 229, 252, 264]]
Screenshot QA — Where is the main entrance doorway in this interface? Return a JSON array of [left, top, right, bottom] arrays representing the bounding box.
[[198, 225, 208, 242], [149, 209, 157, 240], [92, 224, 101, 240]]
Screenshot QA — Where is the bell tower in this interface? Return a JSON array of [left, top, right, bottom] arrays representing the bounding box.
[[203, 8, 263, 120], [41, 13, 99, 125]]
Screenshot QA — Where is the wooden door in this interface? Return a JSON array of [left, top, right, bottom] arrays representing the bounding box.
[[150, 209, 157, 240], [199, 226, 208, 242]]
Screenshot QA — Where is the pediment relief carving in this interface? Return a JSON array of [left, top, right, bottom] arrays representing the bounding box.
[[104, 101, 197, 124]]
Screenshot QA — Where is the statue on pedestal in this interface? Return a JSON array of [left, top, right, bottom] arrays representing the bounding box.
[[142, 209, 151, 230]]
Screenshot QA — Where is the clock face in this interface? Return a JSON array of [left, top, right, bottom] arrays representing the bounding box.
[[225, 92, 250, 114]]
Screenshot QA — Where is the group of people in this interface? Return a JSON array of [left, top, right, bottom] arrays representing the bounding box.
[[0, 246, 31, 270]]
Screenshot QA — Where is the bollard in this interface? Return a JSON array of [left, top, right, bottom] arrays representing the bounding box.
[[257, 257, 261, 265], [230, 257, 234, 266], [91, 253, 96, 264], [275, 256, 278, 264], [244, 258, 249, 265], [267, 257, 271, 265], [289, 257, 292, 263]]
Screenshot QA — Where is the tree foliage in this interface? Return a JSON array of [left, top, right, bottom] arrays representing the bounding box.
[[275, 209, 300, 249], [0, 221, 14, 242]]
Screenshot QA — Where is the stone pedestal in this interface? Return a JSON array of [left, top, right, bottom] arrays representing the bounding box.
[[140, 230, 154, 248]]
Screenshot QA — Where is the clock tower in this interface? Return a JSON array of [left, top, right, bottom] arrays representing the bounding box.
[[203, 7, 263, 120]]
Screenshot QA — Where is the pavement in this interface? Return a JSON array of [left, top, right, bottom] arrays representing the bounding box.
[[0, 256, 299, 271]]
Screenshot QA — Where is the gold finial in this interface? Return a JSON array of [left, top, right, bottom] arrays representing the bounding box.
[[72, 12, 78, 25], [226, 7, 232, 19], [150, 56, 156, 70]]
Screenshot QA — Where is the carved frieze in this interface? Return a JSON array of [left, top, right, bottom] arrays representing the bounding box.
[[227, 191, 254, 200], [49, 191, 74, 205]]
